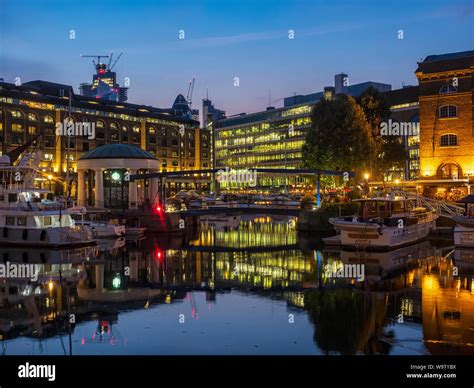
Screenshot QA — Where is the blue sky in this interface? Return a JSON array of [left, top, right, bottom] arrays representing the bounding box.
[[0, 0, 472, 115]]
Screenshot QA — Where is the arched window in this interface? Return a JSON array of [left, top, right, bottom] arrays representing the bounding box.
[[149, 127, 156, 135], [28, 113, 38, 121], [96, 120, 105, 128], [439, 84, 457, 94], [110, 122, 118, 129], [11, 109, 23, 118], [440, 134, 458, 147], [439, 105, 458, 118], [44, 115, 54, 123], [438, 163, 461, 179]]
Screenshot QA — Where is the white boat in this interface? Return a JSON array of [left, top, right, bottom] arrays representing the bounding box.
[[329, 195, 438, 250], [0, 157, 95, 248], [453, 195, 474, 248], [75, 220, 125, 238]]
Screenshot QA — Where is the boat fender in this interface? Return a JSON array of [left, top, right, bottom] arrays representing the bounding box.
[[40, 229, 47, 241], [3, 227, 8, 238], [22, 229, 28, 240]]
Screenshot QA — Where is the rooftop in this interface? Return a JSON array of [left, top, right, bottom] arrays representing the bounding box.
[[79, 144, 157, 160]]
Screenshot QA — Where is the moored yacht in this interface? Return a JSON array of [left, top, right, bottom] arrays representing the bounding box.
[[0, 156, 96, 248], [453, 195, 474, 248], [329, 194, 438, 250]]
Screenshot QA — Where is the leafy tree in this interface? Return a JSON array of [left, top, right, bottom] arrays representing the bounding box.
[[357, 86, 406, 180], [302, 94, 372, 178]]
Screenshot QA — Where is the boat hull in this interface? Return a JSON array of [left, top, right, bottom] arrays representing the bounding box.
[[330, 218, 436, 251], [0, 226, 96, 248], [454, 224, 474, 247]]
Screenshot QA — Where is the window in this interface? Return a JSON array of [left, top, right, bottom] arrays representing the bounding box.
[[43, 216, 52, 226], [150, 137, 156, 144], [122, 125, 128, 132], [83, 142, 89, 152], [161, 139, 167, 147], [171, 139, 178, 146], [162, 150, 167, 157], [28, 113, 38, 121], [17, 216, 27, 226], [28, 126, 37, 134], [439, 84, 457, 94], [439, 163, 461, 179], [96, 132, 105, 140], [439, 105, 458, 118], [172, 160, 179, 166], [6, 216, 15, 226], [12, 123, 23, 132], [11, 110, 22, 118], [110, 122, 118, 129], [133, 126, 140, 133], [149, 127, 156, 135], [172, 130, 178, 137], [111, 132, 119, 141], [440, 134, 458, 147], [172, 151, 178, 157], [44, 136, 54, 148], [96, 120, 105, 128], [44, 115, 54, 123]]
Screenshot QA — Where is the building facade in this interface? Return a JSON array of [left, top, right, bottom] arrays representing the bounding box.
[[416, 50, 474, 198], [0, 80, 211, 197]]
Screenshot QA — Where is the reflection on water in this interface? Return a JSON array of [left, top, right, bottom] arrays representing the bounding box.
[[0, 215, 473, 355]]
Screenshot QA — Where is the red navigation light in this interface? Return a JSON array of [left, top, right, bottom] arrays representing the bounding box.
[[154, 204, 163, 214], [155, 248, 163, 262]]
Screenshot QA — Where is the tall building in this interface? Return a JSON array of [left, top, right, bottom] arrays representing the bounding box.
[[0, 79, 211, 196], [384, 85, 420, 180], [80, 60, 128, 103], [214, 74, 392, 191], [416, 50, 474, 198]]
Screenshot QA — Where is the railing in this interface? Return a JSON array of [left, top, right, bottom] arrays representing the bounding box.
[[409, 195, 465, 217]]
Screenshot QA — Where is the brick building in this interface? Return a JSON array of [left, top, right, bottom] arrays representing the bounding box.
[[416, 50, 474, 199]]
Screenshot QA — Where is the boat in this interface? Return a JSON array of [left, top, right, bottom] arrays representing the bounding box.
[[453, 195, 474, 248], [329, 194, 438, 250], [0, 155, 96, 248], [74, 220, 125, 238]]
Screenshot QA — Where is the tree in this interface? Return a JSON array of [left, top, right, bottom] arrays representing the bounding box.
[[357, 86, 407, 180], [302, 94, 372, 178]]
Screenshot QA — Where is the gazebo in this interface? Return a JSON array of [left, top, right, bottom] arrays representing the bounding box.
[[77, 144, 160, 209]]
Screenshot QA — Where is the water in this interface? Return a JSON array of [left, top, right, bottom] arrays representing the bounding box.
[[1, 216, 473, 355]]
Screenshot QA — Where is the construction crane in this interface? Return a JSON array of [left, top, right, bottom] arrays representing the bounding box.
[[110, 52, 123, 71], [80, 54, 109, 70], [186, 78, 195, 109]]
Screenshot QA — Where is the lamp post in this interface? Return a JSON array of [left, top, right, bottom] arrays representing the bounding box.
[[363, 172, 370, 197]]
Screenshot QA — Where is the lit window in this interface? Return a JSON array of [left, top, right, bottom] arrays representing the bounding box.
[[28, 113, 38, 121], [44, 115, 54, 123], [96, 121, 105, 128], [11, 110, 22, 118], [440, 134, 458, 147], [133, 126, 140, 133]]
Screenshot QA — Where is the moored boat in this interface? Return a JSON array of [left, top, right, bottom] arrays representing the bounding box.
[[329, 194, 438, 250], [453, 195, 474, 248]]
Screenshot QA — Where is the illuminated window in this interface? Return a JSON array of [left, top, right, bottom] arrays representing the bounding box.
[[28, 113, 38, 121], [28, 126, 37, 134], [96, 120, 105, 128], [439, 105, 458, 118], [44, 115, 54, 123], [133, 126, 140, 133], [110, 122, 118, 129], [149, 127, 156, 134], [439, 163, 461, 179], [11, 110, 23, 118], [440, 134, 458, 147], [12, 124, 23, 132]]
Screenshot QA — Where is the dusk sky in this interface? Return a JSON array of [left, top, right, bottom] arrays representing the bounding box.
[[1, 0, 472, 115]]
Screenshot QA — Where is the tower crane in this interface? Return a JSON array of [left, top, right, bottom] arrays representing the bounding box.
[[186, 78, 195, 109]]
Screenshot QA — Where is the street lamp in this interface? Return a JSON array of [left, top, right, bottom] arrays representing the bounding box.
[[364, 172, 370, 181]]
